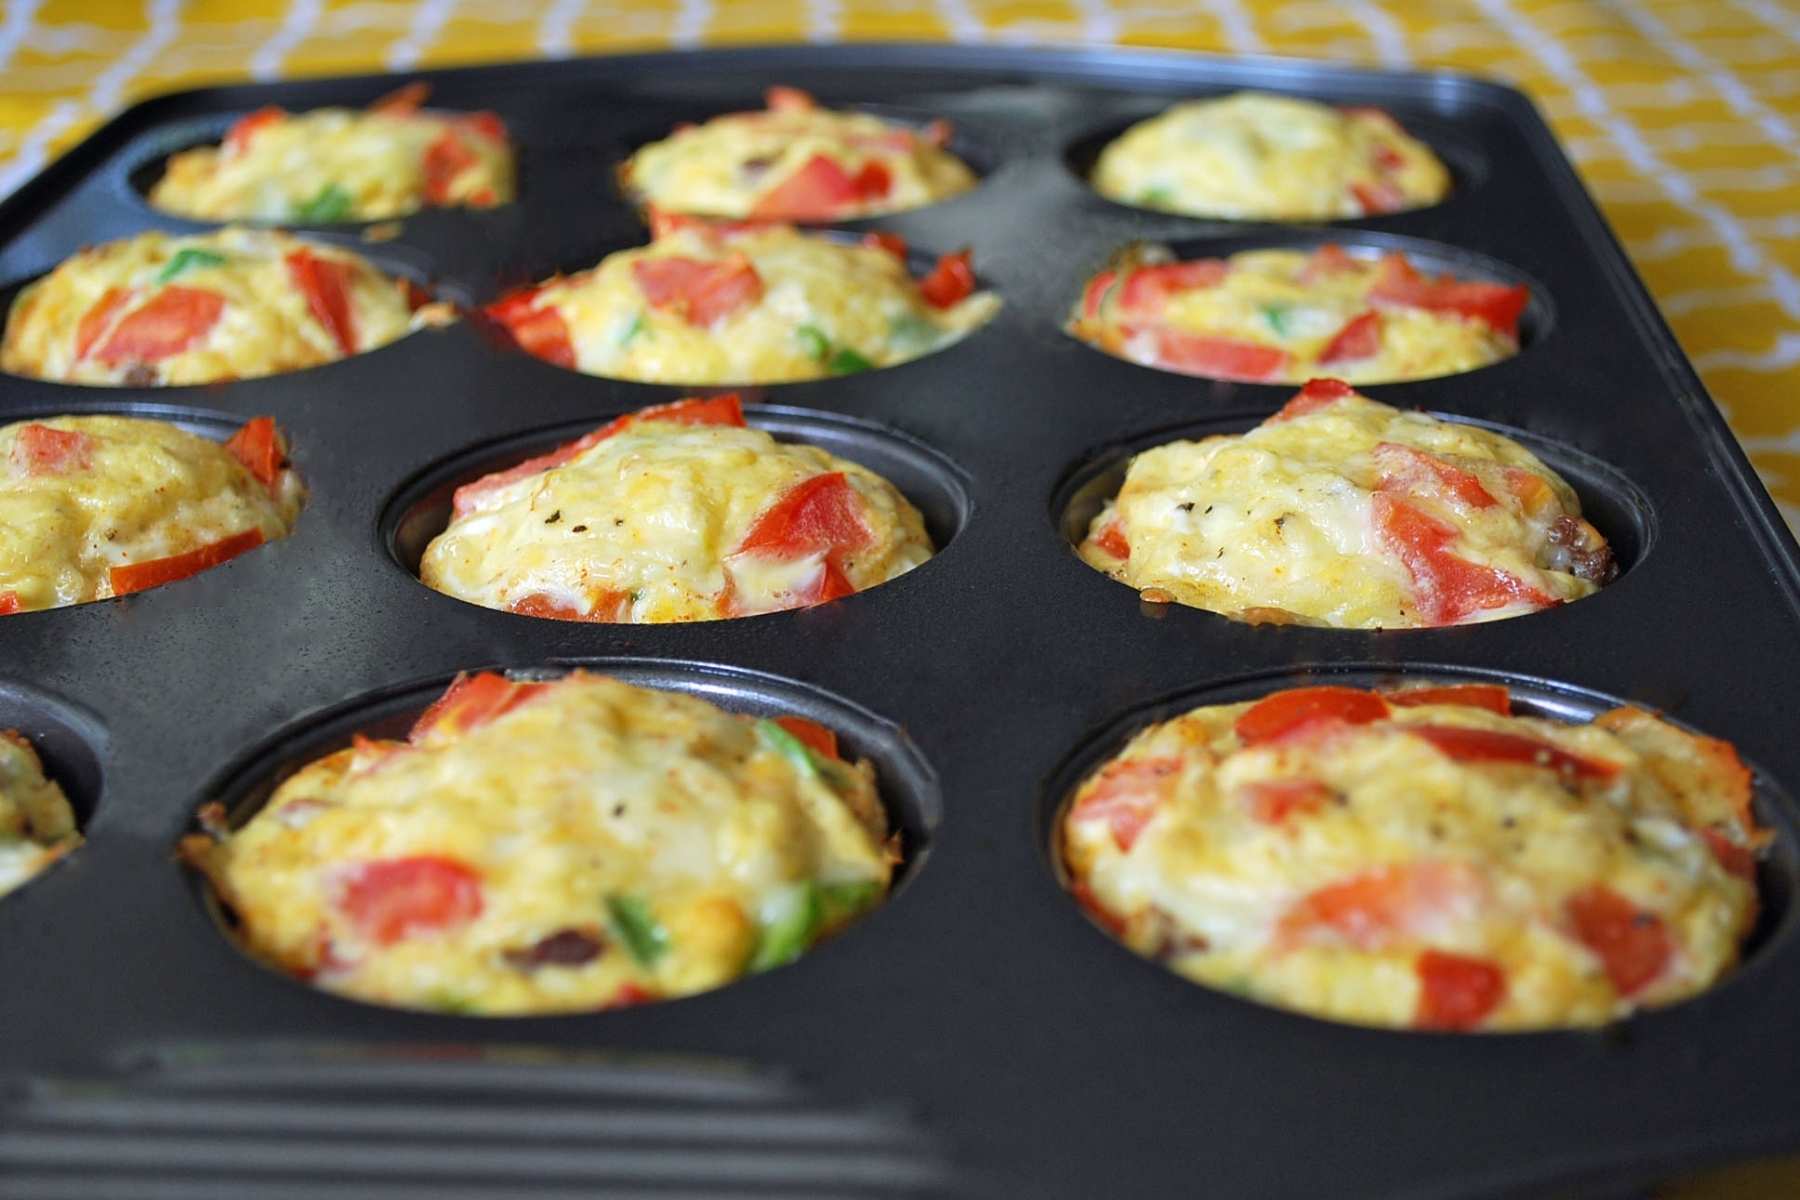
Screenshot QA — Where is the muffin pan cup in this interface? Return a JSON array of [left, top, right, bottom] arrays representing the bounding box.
[[1, 44, 1798, 1199]]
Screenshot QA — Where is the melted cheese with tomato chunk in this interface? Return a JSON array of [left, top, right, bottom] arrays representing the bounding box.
[[1062, 686, 1764, 1031], [1070, 246, 1524, 385], [1078, 385, 1614, 629], [1, 228, 420, 387], [620, 86, 976, 221], [0, 731, 80, 897], [420, 411, 932, 623], [0, 415, 304, 614], [1093, 92, 1450, 220], [182, 671, 894, 1015], [150, 101, 514, 222], [486, 223, 997, 386]]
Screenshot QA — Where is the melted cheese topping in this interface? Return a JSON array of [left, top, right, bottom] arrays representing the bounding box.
[[1070, 247, 1521, 385], [1078, 387, 1613, 629], [0, 415, 305, 613], [495, 224, 998, 386], [0, 731, 79, 898], [620, 97, 976, 219], [421, 418, 932, 622], [1062, 688, 1763, 1031], [150, 106, 514, 222], [183, 671, 894, 1015], [1093, 92, 1451, 220], [1, 228, 420, 387]]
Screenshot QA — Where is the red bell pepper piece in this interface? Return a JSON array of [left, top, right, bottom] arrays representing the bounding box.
[[851, 160, 892, 199], [484, 284, 577, 368], [919, 248, 976, 309], [1350, 179, 1407, 215], [284, 249, 358, 356], [734, 472, 871, 563], [1080, 269, 1117, 321], [1415, 949, 1506, 1030], [460, 111, 507, 143], [862, 231, 908, 261], [1300, 243, 1358, 281], [1402, 724, 1620, 780], [75, 286, 133, 361], [1071, 757, 1182, 851], [1277, 863, 1479, 951], [224, 105, 285, 154], [1092, 519, 1130, 560], [1318, 310, 1382, 364], [1369, 253, 1530, 337], [1116, 259, 1229, 316], [774, 716, 841, 761], [750, 154, 861, 220], [1135, 327, 1288, 381], [108, 527, 265, 596], [0, 592, 19, 616], [94, 286, 224, 365], [765, 85, 816, 113], [1372, 494, 1556, 625], [1268, 377, 1356, 422], [1386, 684, 1511, 715], [409, 671, 551, 742], [337, 855, 483, 946], [224, 416, 284, 488], [423, 128, 479, 204], [370, 81, 430, 115], [508, 590, 632, 623], [1235, 686, 1391, 746], [10, 424, 94, 475], [1565, 884, 1672, 997]]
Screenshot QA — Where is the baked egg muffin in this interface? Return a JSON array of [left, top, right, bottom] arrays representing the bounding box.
[[149, 82, 514, 223], [421, 394, 932, 622], [0, 414, 304, 614], [484, 217, 997, 385], [620, 85, 976, 221], [1070, 244, 1528, 384], [0, 730, 79, 898], [181, 670, 897, 1015], [1062, 682, 1766, 1031], [2, 228, 426, 387], [1091, 92, 1450, 220], [1078, 379, 1614, 629]]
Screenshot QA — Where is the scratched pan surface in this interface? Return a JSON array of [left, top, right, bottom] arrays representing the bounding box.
[[0, 43, 1798, 1200]]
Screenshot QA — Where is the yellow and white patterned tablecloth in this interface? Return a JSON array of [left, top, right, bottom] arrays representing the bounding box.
[[0, 0, 1796, 534]]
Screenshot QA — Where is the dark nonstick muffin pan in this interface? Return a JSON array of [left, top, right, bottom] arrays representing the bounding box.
[[1, 43, 1798, 1200]]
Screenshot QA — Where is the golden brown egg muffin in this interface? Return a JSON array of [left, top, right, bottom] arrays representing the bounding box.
[[0, 414, 304, 614], [150, 83, 514, 223], [0, 730, 79, 898], [1070, 244, 1528, 384], [181, 670, 896, 1015], [1062, 683, 1765, 1031], [1078, 380, 1614, 628], [2, 228, 424, 387], [483, 217, 997, 386], [421, 394, 932, 622], [620, 85, 976, 221], [1092, 92, 1450, 220]]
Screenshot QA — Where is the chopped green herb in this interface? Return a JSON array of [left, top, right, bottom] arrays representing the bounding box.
[[617, 312, 646, 347], [756, 718, 819, 781], [606, 894, 669, 967], [294, 183, 353, 223], [795, 323, 831, 361], [816, 880, 883, 926], [827, 346, 874, 375], [1260, 304, 1291, 337], [887, 312, 940, 351], [749, 882, 823, 972], [155, 248, 228, 284], [1139, 185, 1177, 208], [423, 991, 479, 1014]]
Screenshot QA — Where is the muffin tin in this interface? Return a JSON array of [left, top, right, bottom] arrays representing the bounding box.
[[1, 43, 1798, 1199]]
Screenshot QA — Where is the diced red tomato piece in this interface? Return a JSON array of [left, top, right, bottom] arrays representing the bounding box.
[[370, 81, 430, 115], [1415, 949, 1506, 1030], [94, 286, 224, 365], [774, 715, 841, 761], [1372, 494, 1557, 625], [610, 982, 659, 1008], [765, 85, 816, 112], [284, 249, 358, 356], [460, 111, 507, 143], [337, 855, 483, 946], [224, 416, 284, 488], [1369, 254, 1530, 337], [1081, 270, 1117, 321], [1301, 243, 1359, 281], [1116, 260, 1230, 316], [497, 303, 576, 368], [1701, 828, 1757, 881], [1070, 878, 1127, 937], [1351, 179, 1407, 215], [11, 424, 94, 475], [734, 472, 871, 563], [1071, 757, 1182, 851], [409, 671, 551, 743], [851, 160, 892, 199], [750, 154, 860, 220], [75, 287, 133, 361], [1134, 327, 1289, 382], [631, 255, 763, 327], [1276, 862, 1480, 951], [1402, 724, 1621, 781], [1386, 684, 1511, 715], [1375, 442, 1497, 510], [1093, 519, 1130, 560], [0, 592, 19, 616], [1241, 778, 1333, 825], [1269, 377, 1356, 422], [862, 231, 908, 260], [1565, 885, 1672, 997], [225, 105, 285, 154], [919, 248, 976, 310], [108, 527, 265, 596], [508, 590, 632, 623], [1318, 310, 1382, 364], [423, 129, 479, 204], [1235, 686, 1391, 746], [923, 117, 953, 148]]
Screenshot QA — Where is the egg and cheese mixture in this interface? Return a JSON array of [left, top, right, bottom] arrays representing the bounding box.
[[149, 83, 514, 223], [484, 218, 997, 386], [620, 85, 976, 221], [1070, 244, 1528, 385], [1062, 683, 1765, 1032], [0, 414, 304, 614], [1, 228, 422, 387], [1078, 380, 1614, 629], [1092, 92, 1450, 221], [182, 670, 896, 1015], [0, 731, 79, 899], [421, 395, 932, 622]]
